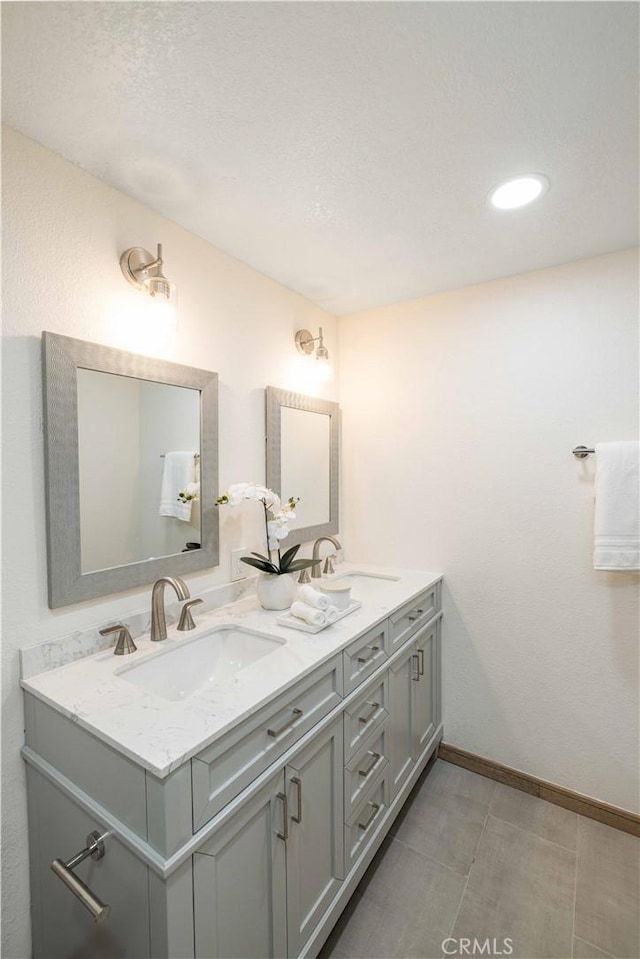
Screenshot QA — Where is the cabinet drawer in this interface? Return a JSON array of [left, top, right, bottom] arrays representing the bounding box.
[[344, 770, 389, 873], [344, 672, 389, 762], [192, 655, 342, 831], [389, 582, 441, 652], [344, 725, 388, 820], [343, 622, 389, 694]]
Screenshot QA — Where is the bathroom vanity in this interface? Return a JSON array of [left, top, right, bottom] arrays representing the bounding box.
[[21, 566, 443, 959]]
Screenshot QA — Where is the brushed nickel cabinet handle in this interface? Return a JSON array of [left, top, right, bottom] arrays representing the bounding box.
[[411, 653, 420, 681], [358, 701, 379, 726], [50, 831, 111, 923], [276, 792, 289, 841], [358, 751, 380, 779], [418, 648, 425, 676], [357, 645, 380, 665], [358, 802, 380, 832], [407, 607, 425, 622], [291, 776, 303, 824], [267, 707, 303, 738]]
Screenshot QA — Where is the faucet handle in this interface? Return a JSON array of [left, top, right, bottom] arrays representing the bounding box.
[[177, 598, 203, 631], [323, 554, 337, 575], [298, 568, 312, 584], [100, 624, 137, 656]]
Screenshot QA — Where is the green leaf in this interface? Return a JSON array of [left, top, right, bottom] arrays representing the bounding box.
[[279, 544, 300, 570], [284, 558, 322, 572], [240, 556, 280, 575]]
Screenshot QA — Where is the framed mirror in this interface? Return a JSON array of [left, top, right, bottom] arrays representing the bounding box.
[[266, 386, 340, 546], [43, 332, 218, 607]]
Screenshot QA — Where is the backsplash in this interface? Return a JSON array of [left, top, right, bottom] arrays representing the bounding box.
[[20, 576, 257, 680]]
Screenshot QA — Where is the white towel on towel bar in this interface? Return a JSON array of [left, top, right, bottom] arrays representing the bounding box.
[[593, 442, 640, 570], [159, 451, 197, 521]]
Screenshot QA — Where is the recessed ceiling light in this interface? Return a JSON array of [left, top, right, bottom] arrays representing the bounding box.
[[488, 174, 549, 211]]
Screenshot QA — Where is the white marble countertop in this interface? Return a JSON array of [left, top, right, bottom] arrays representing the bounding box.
[[21, 564, 441, 779]]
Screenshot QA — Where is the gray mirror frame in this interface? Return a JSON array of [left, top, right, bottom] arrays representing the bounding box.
[[42, 332, 219, 608], [265, 386, 340, 547]]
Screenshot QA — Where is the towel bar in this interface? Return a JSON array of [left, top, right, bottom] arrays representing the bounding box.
[[160, 452, 200, 459], [572, 446, 595, 458]]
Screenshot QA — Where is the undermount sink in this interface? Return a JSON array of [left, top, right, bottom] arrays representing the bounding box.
[[117, 626, 285, 701], [332, 571, 400, 600]]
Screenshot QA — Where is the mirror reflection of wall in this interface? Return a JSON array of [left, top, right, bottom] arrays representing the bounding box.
[[77, 370, 200, 573], [280, 407, 331, 530]]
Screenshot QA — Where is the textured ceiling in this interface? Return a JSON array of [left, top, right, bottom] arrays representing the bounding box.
[[3, 2, 638, 315]]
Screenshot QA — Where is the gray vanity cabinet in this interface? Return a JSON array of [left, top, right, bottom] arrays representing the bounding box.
[[413, 619, 440, 757], [388, 618, 441, 800], [26, 764, 152, 959], [23, 578, 443, 959], [285, 717, 344, 957], [193, 769, 288, 959], [388, 641, 417, 798], [192, 716, 344, 959]]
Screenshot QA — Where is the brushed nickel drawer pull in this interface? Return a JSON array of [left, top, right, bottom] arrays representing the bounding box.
[[291, 776, 303, 824], [267, 707, 303, 738], [407, 607, 425, 622], [357, 645, 380, 665], [50, 831, 111, 923], [418, 648, 425, 676], [358, 701, 379, 726], [276, 792, 289, 841], [412, 653, 420, 681], [358, 751, 380, 779], [358, 802, 380, 832]]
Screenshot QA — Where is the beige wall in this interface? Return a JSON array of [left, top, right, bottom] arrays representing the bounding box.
[[1, 127, 339, 958], [339, 249, 639, 814]]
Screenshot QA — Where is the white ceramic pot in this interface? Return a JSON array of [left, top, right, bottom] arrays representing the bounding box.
[[256, 572, 297, 610]]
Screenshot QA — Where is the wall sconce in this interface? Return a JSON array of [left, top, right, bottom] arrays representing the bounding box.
[[120, 243, 176, 305], [295, 327, 332, 382]]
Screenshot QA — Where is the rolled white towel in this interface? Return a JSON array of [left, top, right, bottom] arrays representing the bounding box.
[[324, 605, 339, 624], [290, 601, 326, 627], [297, 585, 330, 610]]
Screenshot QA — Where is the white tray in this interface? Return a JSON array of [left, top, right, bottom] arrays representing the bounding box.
[[276, 600, 362, 634]]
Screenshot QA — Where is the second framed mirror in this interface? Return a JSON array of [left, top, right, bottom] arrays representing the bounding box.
[[265, 386, 340, 547]]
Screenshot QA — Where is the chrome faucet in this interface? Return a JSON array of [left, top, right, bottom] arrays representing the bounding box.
[[150, 576, 190, 642], [311, 536, 342, 578]]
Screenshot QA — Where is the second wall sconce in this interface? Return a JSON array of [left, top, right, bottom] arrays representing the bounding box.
[[295, 326, 332, 381], [120, 243, 175, 304]]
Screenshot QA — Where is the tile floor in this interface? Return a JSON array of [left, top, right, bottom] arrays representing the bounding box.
[[318, 759, 639, 959]]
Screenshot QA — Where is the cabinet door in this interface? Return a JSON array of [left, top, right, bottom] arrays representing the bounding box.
[[193, 770, 287, 959], [412, 620, 438, 759], [388, 642, 418, 800], [285, 716, 344, 958]]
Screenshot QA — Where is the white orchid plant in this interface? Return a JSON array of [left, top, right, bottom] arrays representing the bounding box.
[[213, 483, 321, 576]]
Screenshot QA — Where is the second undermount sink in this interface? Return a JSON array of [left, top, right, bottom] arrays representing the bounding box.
[[332, 571, 400, 599], [117, 626, 285, 701]]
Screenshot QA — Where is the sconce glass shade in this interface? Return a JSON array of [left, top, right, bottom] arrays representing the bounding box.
[[144, 274, 175, 303], [315, 352, 332, 382]]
